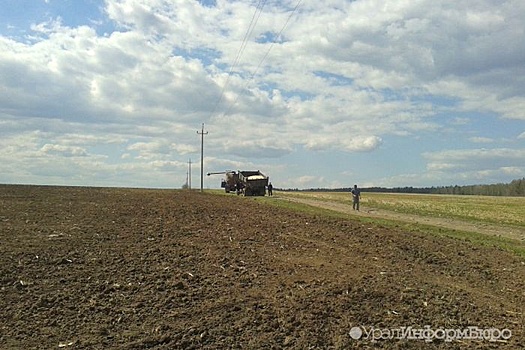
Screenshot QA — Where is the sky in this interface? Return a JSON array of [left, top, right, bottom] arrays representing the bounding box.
[[1, 0, 524, 190]]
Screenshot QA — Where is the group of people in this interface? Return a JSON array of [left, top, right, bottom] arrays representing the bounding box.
[[265, 183, 359, 208]]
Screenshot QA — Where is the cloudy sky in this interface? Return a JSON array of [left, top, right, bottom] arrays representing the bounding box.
[[1, 0, 524, 189]]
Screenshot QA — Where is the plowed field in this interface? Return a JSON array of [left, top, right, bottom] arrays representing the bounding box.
[[1, 185, 524, 349]]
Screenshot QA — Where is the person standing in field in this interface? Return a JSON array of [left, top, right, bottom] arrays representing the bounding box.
[[267, 182, 273, 196], [351, 184, 361, 211]]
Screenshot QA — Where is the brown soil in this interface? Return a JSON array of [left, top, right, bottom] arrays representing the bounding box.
[[1, 185, 524, 349]]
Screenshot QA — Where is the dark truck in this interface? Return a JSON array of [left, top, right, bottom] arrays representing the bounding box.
[[207, 170, 269, 196]]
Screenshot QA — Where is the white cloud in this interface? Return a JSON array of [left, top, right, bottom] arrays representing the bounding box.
[[423, 148, 525, 179], [0, 0, 524, 188], [40, 144, 89, 157], [305, 135, 382, 152], [295, 175, 325, 189], [171, 143, 198, 155], [468, 137, 494, 144]]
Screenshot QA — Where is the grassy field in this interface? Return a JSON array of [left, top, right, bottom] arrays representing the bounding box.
[[256, 190, 525, 258], [275, 191, 525, 228]]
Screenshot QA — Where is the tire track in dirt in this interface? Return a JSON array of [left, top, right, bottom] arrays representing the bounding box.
[[277, 195, 525, 242]]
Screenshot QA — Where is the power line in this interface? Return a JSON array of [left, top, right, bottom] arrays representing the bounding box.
[[249, 0, 303, 83], [231, 0, 268, 76], [223, 0, 303, 116], [209, 0, 268, 117]]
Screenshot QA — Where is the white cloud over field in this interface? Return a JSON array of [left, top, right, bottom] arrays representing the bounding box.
[[0, 0, 524, 188]]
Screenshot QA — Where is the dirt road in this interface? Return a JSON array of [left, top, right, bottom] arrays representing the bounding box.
[[1, 186, 524, 349], [278, 195, 525, 242]]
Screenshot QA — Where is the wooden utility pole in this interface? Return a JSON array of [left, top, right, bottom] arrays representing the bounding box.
[[188, 158, 192, 190], [197, 123, 208, 192]]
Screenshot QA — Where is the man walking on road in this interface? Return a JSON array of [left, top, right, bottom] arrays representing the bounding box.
[[351, 184, 361, 211]]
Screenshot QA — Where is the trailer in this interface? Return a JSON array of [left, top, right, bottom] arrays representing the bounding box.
[[207, 170, 269, 196], [238, 170, 268, 196]]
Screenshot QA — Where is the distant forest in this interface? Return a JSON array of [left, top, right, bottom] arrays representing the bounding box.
[[280, 178, 525, 197]]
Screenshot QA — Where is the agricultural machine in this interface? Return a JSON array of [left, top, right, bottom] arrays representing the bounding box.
[[207, 170, 269, 196]]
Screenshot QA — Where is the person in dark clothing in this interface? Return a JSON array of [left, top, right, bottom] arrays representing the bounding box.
[[351, 184, 361, 210], [267, 182, 273, 196]]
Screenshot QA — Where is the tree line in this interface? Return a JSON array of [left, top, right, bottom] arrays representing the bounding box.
[[426, 178, 525, 196], [279, 178, 525, 197]]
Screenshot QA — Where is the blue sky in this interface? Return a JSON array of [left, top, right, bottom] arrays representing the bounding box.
[[1, 0, 524, 189]]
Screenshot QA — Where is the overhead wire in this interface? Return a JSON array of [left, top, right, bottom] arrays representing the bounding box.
[[233, 0, 268, 73], [222, 0, 303, 117], [249, 0, 303, 82], [209, 0, 268, 118]]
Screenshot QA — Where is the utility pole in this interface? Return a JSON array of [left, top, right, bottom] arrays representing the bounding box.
[[188, 158, 192, 190], [197, 123, 208, 192]]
